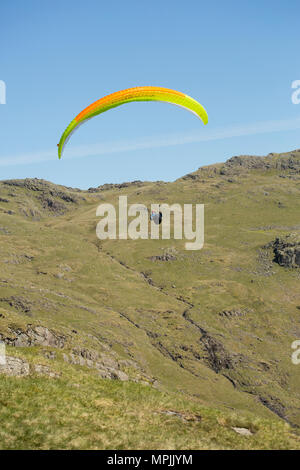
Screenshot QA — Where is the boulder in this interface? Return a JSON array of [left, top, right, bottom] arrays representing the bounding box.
[[271, 234, 300, 268], [0, 356, 30, 376]]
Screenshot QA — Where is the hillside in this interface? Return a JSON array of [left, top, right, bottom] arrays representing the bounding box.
[[1, 149, 300, 449]]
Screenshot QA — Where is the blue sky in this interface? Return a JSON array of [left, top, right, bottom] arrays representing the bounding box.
[[1, 0, 300, 188]]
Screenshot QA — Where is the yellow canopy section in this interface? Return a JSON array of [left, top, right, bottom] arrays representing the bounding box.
[[58, 86, 208, 158]]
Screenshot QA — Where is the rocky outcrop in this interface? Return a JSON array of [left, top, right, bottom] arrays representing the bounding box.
[[0, 296, 32, 313], [39, 195, 66, 214], [200, 332, 233, 373], [2, 178, 80, 217], [62, 349, 129, 381], [223, 155, 272, 171], [0, 356, 60, 378], [62, 348, 156, 384], [0, 327, 152, 383], [270, 234, 300, 268], [258, 395, 286, 420], [181, 150, 300, 180], [0, 356, 30, 376], [0, 325, 66, 348], [88, 180, 144, 192], [222, 151, 300, 175], [149, 253, 177, 262], [219, 308, 251, 318], [2, 178, 79, 200]]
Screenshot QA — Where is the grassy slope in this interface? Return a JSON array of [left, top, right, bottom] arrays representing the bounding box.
[[0, 150, 300, 449]]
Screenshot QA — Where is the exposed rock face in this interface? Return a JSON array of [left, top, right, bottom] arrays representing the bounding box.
[[224, 155, 272, 171], [258, 395, 286, 420], [0, 296, 32, 313], [0, 326, 149, 383], [222, 151, 300, 174], [39, 195, 66, 214], [271, 234, 300, 268], [181, 150, 300, 180], [200, 333, 233, 373], [62, 349, 130, 381], [0, 356, 30, 376], [219, 308, 251, 318], [88, 180, 144, 192], [2, 178, 79, 217], [0, 326, 66, 348], [2, 178, 79, 201], [0, 356, 60, 378]]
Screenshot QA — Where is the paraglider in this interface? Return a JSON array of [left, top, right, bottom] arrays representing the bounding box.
[[150, 209, 163, 225], [57, 86, 208, 158]]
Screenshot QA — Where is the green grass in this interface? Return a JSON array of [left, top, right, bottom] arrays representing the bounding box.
[[0, 371, 299, 450]]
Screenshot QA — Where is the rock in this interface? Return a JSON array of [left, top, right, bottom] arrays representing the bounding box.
[[62, 353, 69, 363], [0, 295, 32, 313], [63, 350, 128, 381], [69, 354, 86, 366], [103, 367, 129, 381], [139, 380, 150, 386], [224, 152, 300, 173], [271, 234, 300, 268], [88, 181, 144, 192], [0, 226, 10, 235], [43, 350, 56, 360], [200, 332, 233, 373], [59, 264, 72, 272], [28, 326, 66, 348], [150, 253, 177, 262], [258, 395, 286, 420], [2, 178, 78, 202], [33, 364, 60, 378], [99, 354, 119, 369], [55, 272, 64, 279], [1, 325, 66, 348], [114, 370, 129, 381], [0, 356, 59, 378], [72, 348, 99, 362], [232, 427, 253, 436], [97, 368, 113, 379], [0, 356, 29, 376], [225, 155, 272, 171], [152, 380, 160, 389], [158, 410, 201, 422], [39, 195, 66, 214], [219, 308, 251, 318], [118, 359, 139, 369]]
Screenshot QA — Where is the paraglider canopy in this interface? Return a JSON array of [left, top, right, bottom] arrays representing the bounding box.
[[58, 86, 208, 158]]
